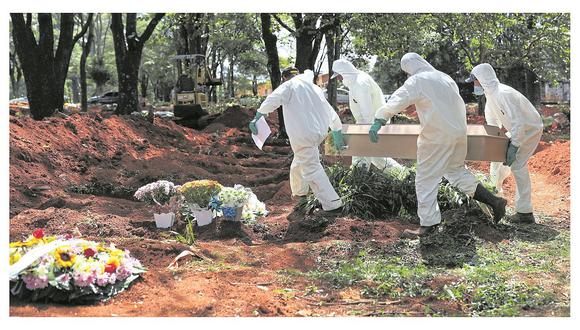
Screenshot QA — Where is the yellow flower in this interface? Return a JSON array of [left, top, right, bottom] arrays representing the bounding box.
[[9, 241, 26, 248], [107, 256, 121, 268], [54, 247, 77, 268], [110, 248, 124, 258], [44, 236, 57, 243], [9, 252, 21, 265]]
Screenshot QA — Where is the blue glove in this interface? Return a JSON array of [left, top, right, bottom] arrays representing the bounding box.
[[249, 112, 264, 135], [369, 118, 387, 143], [504, 141, 519, 166], [331, 130, 346, 150]]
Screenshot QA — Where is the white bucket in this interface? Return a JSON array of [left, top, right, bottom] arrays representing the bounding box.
[[154, 212, 175, 228], [194, 209, 214, 226]]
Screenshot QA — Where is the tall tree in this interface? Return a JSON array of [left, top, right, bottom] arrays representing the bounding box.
[[9, 46, 23, 99], [90, 13, 111, 95], [274, 14, 336, 72], [260, 13, 285, 136], [10, 13, 90, 120], [80, 14, 94, 111], [110, 13, 165, 115], [322, 14, 345, 109]]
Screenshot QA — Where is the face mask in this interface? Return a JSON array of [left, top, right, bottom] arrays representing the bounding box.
[[473, 85, 485, 96], [342, 75, 355, 88]]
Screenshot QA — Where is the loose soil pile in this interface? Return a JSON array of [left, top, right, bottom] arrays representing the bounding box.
[[8, 109, 570, 316]]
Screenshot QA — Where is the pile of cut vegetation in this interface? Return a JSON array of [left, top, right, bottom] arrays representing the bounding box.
[[298, 163, 495, 224]]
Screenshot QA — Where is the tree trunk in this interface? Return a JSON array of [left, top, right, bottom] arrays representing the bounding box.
[[228, 59, 235, 98], [116, 51, 143, 114], [292, 14, 320, 72], [80, 14, 94, 112], [111, 13, 164, 115], [260, 13, 285, 135], [324, 15, 340, 109], [70, 76, 80, 103], [11, 13, 89, 120], [252, 74, 258, 96], [140, 72, 149, 98], [9, 51, 22, 99]]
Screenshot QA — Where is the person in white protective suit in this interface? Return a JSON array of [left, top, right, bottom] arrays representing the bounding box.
[[369, 53, 507, 238], [249, 67, 345, 213], [467, 63, 543, 223], [486, 108, 512, 196], [330, 59, 404, 172]]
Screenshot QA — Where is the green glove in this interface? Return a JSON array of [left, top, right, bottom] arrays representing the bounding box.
[[504, 141, 519, 166], [249, 112, 264, 135], [369, 118, 387, 143], [331, 130, 346, 150]]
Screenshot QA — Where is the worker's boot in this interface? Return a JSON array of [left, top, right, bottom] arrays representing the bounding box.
[[401, 224, 439, 239], [472, 184, 507, 223], [508, 212, 535, 224], [293, 195, 309, 211], [322, 206, 343, 216]]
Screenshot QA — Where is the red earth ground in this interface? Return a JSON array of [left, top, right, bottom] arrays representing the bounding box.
[[8, 110, 570, 316]]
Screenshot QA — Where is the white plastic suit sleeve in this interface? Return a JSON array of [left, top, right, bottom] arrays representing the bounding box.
[[501, 93, 526, 148], [375, 77, 421, 121], [257, 82, 291, 115], [484, 102, 502, 128], [352, 80, 375, 123], [315, 85, 342, 131]]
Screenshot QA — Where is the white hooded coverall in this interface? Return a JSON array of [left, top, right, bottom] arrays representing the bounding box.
[[471, 63, 543, 213], [256, 70, 343, 211], [331, 59, 403, 172], [375, 53, 479, 226], [485, 106, 511, 195]]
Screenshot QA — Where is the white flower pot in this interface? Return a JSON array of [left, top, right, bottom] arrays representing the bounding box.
[[194, 209, 214, 226], [154, 212, 175, 228]]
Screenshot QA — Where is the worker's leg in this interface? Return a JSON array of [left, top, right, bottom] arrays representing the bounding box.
[[295, 145, 342, 211], [352, 156, 372, 169], [490, 162, 511, 195], [415, 142, 448, 227], [289, 154, 309, 197], [442, 139, 479, 197], [510, 130, 542, 213], [370, 157, 405, 172]]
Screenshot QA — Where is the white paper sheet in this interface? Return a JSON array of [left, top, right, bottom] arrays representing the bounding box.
[[251, 116, 271, 150]]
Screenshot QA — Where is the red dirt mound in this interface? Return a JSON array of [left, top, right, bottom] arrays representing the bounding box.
[[528, 140, 570, 187], [210, 106, 254, 129], [9, 113, 292, 217]]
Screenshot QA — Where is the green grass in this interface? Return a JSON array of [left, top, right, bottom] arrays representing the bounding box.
[[307, 230, 569, 316]]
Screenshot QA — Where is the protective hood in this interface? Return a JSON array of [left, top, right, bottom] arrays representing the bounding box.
[[298, 69, 315, 83], [400, 52, 436, 76], [470, 63, 500, 92], [332, 59, 359, 87]]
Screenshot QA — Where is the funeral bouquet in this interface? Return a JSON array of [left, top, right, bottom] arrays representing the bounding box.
[[178, 180, 223, 210], [218, 184, 252, 208], [241, 191, 268, 222], [9, 229, 146, 303], [134, 180, 179, 213]]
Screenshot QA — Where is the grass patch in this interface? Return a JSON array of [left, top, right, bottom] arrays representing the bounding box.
[[309, 249, 434, 299], [67, 180, 135, 199], [308, 230, 569, 316], [439, 232, 569, 316]]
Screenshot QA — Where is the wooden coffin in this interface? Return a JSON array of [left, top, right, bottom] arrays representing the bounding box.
[[327, 124, 509, 162]]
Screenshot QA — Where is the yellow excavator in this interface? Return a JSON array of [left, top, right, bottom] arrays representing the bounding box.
[[171, 54, 222, 118]]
